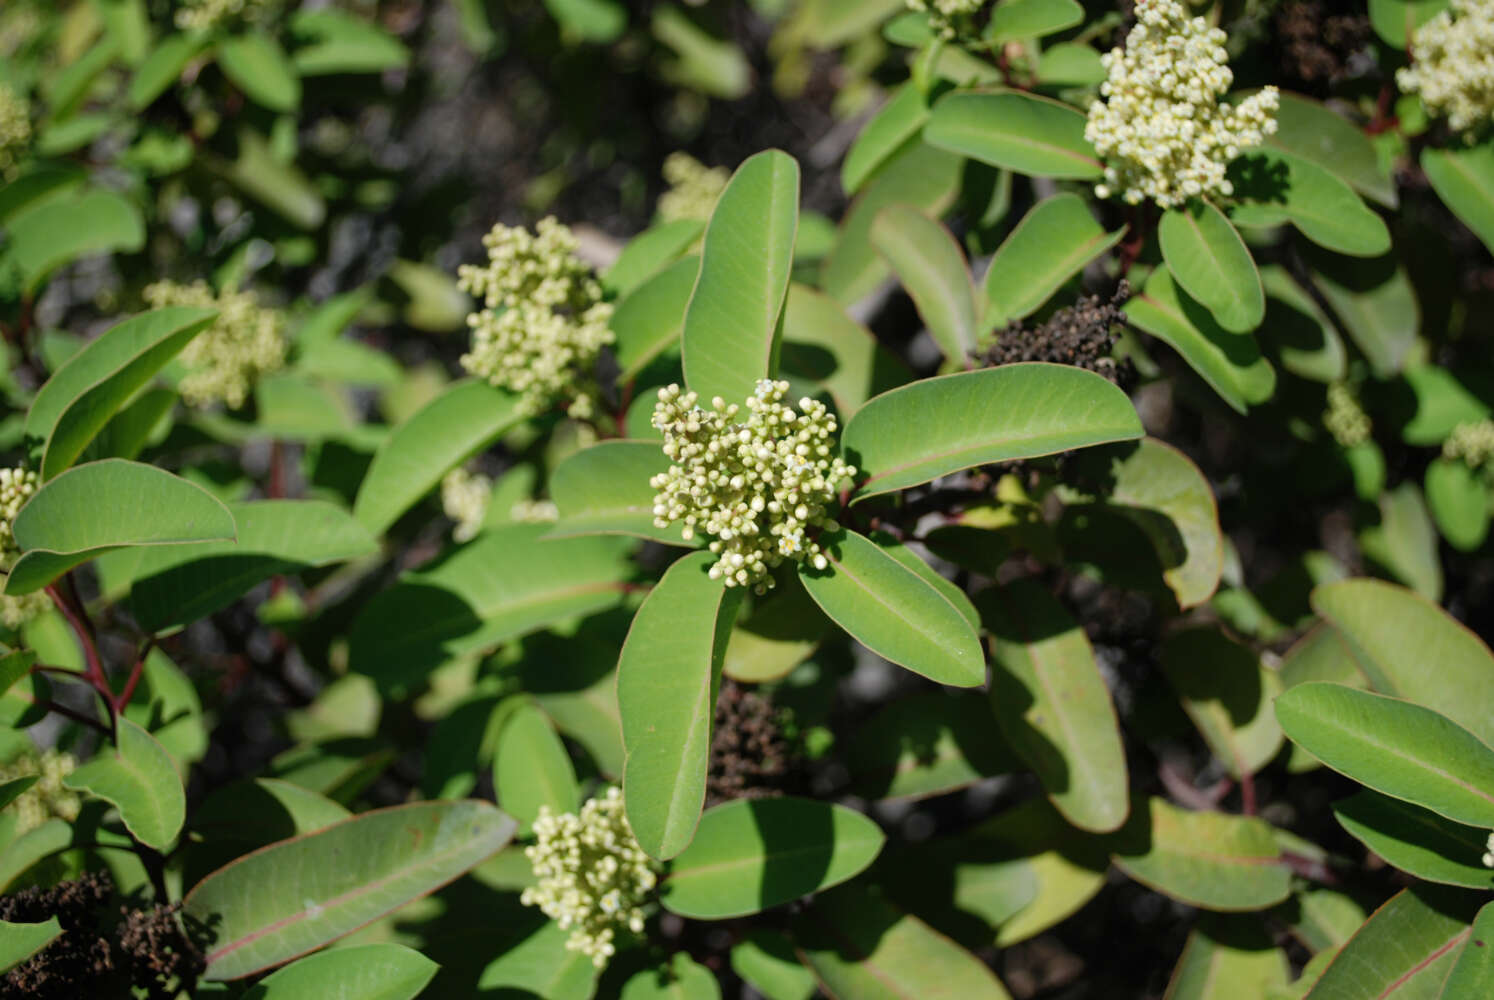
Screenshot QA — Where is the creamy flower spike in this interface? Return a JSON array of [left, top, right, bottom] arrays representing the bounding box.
[[0, 466, 44, 630], [657, 153, 729, 223], [0, 749, 81, 834], [457, 218, 614, 419], [1443, 419, 1494, 471], [1399, 0, 1494, 136], [0, 84, 29, 179], [520, 787, 658, 968], [906, 0, 986, 40], [440, 467, 492, 543], [1323, 382, 1372, 448], [1086, 0, 1279, 209], [1484, 831, 1494, 868], [651, 379, 856, 593], [142, 281, 287, 409], [175, 0, 279, 31]]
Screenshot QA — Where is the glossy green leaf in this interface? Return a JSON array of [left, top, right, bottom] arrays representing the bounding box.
[[1276, 682, 1494, 828], [980, 582, 1128, 832], [778, 283, 910, 418], [925, 90, 1102, 179], [1367, 0, 1449, 47], [1424, 142, 1494, 256], [349, 525, 633, 696], [1113, 798, 1291, 911], [1308, 254, 1418, 379], [983, 0, 1083, 43], [7, 460, 236, 595], [1125, 267, 1276, 413], [1037, 42, 1107, 85], [549, 440, 683, 544], [191, 778, 351, 847], [1161, 627, 1283, 779], [1165, 916, 1289, 1000], [1257, 266, 1346, 383], [1333, 790, 1494, 889], [872, 205, 978, 361], [844, 363, 1142, 500], [288, 9, 411, 75], [1426, 457, 1490, 551], [681, 149, 799, 406], [798, 529, 984, 687], [612, 255, 698, 381], [619, 551, 742, 859], [353, 380, 522, 536], [870, 532, 979, 632], [621, 952, 721, 1000], [721, 570, 829, 683], [1441, 901, 1494, 998], [217, 33, 302, 112], [474, 916, 597, 999], [129, 33, 211, 109], [1267, 93, 1396, 207], [1159, 200, 1264, 333], [731, 930, 815, 1000], [243, 944, 437, 1000], [63, 717, 185, 850], [846, 692, 1016, 800], [493, 701, 579, 828], [843, 83, 930, 195], [1230, 150, 1391, 257], [1305, 885, 1476, 1000], [662, 797, 884, 918], [982, 193, 1124, 327], [184, 800, 516, 980], [0, 917, 61, 975], [603, 220, 704, 297], [0, 188, 145, 293]]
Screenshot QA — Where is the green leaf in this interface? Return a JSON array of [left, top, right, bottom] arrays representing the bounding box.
[[0, 776, 38, 813], [650, 5, 750, 100], [1333, 790, 1494, 890], [1401, 365, 1493, 446], [621, 952, 721, 1000], [778, 284, 910, 418], [925, 90, 1102, 179], [843, 84, 931, 195], [63, 717, 185, 850], [731, 930, 815, 1000], [1257, 266, 1347, 383], [681, 149, 799, 407], [217, 32, 302, 112], [1112, 798, 1291, 911], [796, 885, 1014, 999], [353, 380, 521, 536], [983, 0, 1083, 43], [191, 778, 350, 847], [1367, 0, 1449, 47], [868, 531, 980, 633], [662, 797, 884, 919], [184, 800, 515, 981], [0, 650, 35, 700], [1441, 901, 1494, 998], [798, 0, 906, 48], [843, 363, 1142, 500], [243, 944, 438, 1000], [981, 193, 1125, 327], [129, 32, 210, 109], [0, 188, 145, 294], [871, 205, 979, 361], [1424, 141, 1494, 257], [1267, 92, 1397, 208], [1426, 457, 1490, 551], [845, 693, 1015, 800], [722, 569, 828, 683], [0, 917, 61, 975], [124, 648, 209, 769], [7, 460, 236, 595], [1165, 916, 1289, 1000], [1360, 481, 1442, 601], [1125, 267, 1276, 413], [603, 220, 704, 298], [212, 127, 326, 230], [1161, 627, 1283, 779], [619, 551, 742, 859], [349, 526, 633, 697], [979, 581, 1129, 832], [288, 10, 411, 75], [1278, 888, 1367, 954], [542, 0, 628, 43], [1305, 885, 1476, 1000], [493, 701, 579, 828], [1229, 150, 1391, 258], [121, 500, 375, 632], [612, 255, 697, 382], [1308, 253, 1418, 379], [1274, 682, 1494, 829], [1159, 200, 1264, 334], [475, 916, 598, 998], [798, 529, 984, 687], [549, 440, 683, 545]]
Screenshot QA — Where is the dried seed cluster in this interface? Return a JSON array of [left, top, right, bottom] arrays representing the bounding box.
[[0, 84, 30, 179], [1086, 0, 1279, 208], [1399, 0, 1494, 135], [520, 787, 657, 968], [1444, 419, 1494, 470], [651, 380, 856, 592], [1323, 382, 1372, 448], [905, 0, 985, 40], [0, 748, 81, 833], [142, 281, 287, 409], [457, 218, 614, 419], [440, 467, 492, 542], [657, 152, 729, 223]]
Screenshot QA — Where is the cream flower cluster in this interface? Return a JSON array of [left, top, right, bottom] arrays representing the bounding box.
[[0, 84, 29, 179], [0, 466, 37, 561], [175, 0, 279, 31], [650, 379, 855, 592], [457, 218, 614, 419], [0, 592, 49, 630], [0, 749, 81, 834], [657, 153, 729, 223], [1443, 419, 1494, 471], [905, 0, 985, 40], [1399, 0, 1494, 135], [1484, 831, 1494, 868], [143, 281, 287, 409], [520, 787, 657, 968], [1323, 383, 1372, 448], [1086, 0, 1279, 209], [511, 498, 560, 523], [440, 467, 492, 543]]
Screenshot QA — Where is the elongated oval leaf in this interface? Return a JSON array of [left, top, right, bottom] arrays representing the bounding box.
[[979, 582, 1128, 832], [1360, 481, 1442, 602], [288, 9, 412, 75], [493, 701, 579, 828], [779, 283, 910, 418], [982, 193, 1124, 327], [871, 205, 978, 361], [63, 717, 185, 850], [1424, 142, 1494, 257], [217, 32, 301, 112], [1333, 790, 1494, 889], [984, 0, 1083, 43], [612, 255, 698, 381], [1308, 254, 1417, 379], [1306, 885, 1477, 1000], [663, 797, 883, 918], [731, 930, 816, 1000], [925, 90, 1102, 179], [843, 363, 1142, 500], [1112, 798, 1291, 911], [3, 188, 146, 293], [603, 220, 704, 297], [845, 693, 1016, 800], [843, 83, 930, 195], [1164, 916, 1289, 1000], [353, 380, 522, 536], [681, 150, 800, 406], [1426, 457, 1491, 551], [1161, 627, 1283, 779], [1267, 92, 1396, 207], [185, 800, 516, 980], [0, 917, 62, 975], [549, 440, 684, 544], [1230, 150, 1391, 258], [1258, 265, 1347, 383], [1367, 0, 1449, 47], [1275, 682, 1494, 828], [243, 944, 438, 1000], [619, 551, 743, 859], [799, 529, 984, 687], [7, 460, 236, 595], [1159, 200, 1264, 334], [1441, 901, 1494, 998]]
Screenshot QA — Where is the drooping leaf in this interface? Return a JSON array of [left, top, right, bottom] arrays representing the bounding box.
[[618, 551, 743, 860], [981, 193, 1124, 328], [1359, 481, 1443, 601], [184, 800, 516, 980], [1424, 142, 1494, 256], [1305, 885, 1477, 1000], [1164, 916, 1289, 1000], [1267, 92, 1397, 207], [1426, 457, 1491, 551], [1257, 266, 1347, 383], [493, 701, 579, 829], [129, 32, 211, 109], [1112, 798, 1292, 911], [1307, 253, 1418, 379], [63, 718, 185, 851], [871, 205, 979, 361], [845, 692, 1016, 801], [681, 149, 799, 406], [1333, 790, 1494, 889], [1160, 627, 1283, 779], [217, 32, 302, 112], [7, 460, 236, 595], [1158, 200, 1264, 334], [979, 582, 1129, 832], [1229, 150, 1391, 258], [925, 90, 1102, 180], [242, 944, 438, 1000], [0, 917, 62, 975], [611, 255, 698, 381], [843, 83, 930, 195], [548, 440, 683, 545], [798, 529, 984, 687]]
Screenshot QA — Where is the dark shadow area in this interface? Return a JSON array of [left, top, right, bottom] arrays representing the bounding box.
[[1226, 152, 1292, 206], [345, 581, 483, 699], [1159, 628, 1265, 730], [845, 692, 1018, 799]]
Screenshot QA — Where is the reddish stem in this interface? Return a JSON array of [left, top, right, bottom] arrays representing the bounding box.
[[46, 581, 110, 709], [1239, 768, 1257, 815], [113, 636, 156, 713], [36, 700, 111, 736]]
